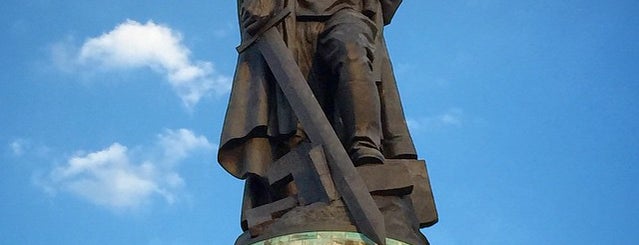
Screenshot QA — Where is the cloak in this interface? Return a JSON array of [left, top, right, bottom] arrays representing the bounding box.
[[218, 0, 415, 180]]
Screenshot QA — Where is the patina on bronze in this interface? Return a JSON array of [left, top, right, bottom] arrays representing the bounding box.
[[218, 0, 437, 244]]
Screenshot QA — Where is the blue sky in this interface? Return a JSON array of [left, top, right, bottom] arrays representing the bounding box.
[[1, 1, 638, 244]]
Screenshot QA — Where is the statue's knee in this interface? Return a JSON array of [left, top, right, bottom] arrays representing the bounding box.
[[322, 37, 371, 71]]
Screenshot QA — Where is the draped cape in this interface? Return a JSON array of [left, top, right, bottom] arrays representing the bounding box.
[[218, 0, 415, 179]]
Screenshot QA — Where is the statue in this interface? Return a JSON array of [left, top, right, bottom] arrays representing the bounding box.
[[218, 0, 437, 244]]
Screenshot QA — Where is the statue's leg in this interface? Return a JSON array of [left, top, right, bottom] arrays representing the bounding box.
[[317, 9, 384, 166]]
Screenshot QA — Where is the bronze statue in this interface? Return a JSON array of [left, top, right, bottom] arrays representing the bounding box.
[[218, 0, 437, 244]]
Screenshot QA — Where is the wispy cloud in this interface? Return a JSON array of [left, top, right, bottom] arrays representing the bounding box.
[[9, 139, 27, 156], [53, 20, 231, 109], [157, 128, 213, 162], [7, 138, 50, 158], [408, 108, 465, 132], [38, 129, 214, 210]]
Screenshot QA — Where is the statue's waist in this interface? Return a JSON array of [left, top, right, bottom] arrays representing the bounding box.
[[295, 0, 377, 17]]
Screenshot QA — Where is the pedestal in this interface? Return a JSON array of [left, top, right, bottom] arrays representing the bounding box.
[[246, 231, 412, 245]]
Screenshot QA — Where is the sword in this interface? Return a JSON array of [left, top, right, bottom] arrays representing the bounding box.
[[239, 7, 387, 245]]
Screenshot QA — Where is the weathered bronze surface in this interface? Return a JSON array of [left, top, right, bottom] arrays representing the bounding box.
[[218, 0, 437, 244]]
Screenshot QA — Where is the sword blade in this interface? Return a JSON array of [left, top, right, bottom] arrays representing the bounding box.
[[256, 28, 387, 245]]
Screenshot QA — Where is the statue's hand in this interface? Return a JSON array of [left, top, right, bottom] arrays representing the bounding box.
[[240, 0, 276, 36]]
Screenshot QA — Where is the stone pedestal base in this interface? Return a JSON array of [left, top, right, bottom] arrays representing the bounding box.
[[235, 144, 435, 245], [235, 198, 429, 245], [247, 231, 411, 245]]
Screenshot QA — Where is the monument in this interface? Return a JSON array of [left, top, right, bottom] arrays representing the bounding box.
[[218, 0, 437, 244]]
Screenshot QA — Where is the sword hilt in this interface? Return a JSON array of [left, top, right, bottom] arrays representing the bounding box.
[[236, 7, 292, 53]]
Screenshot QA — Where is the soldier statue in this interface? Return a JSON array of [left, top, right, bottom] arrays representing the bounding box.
[[218, 0, 437, 244]]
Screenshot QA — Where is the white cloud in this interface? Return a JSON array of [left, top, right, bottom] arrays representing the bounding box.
[[406, 118, 422, 131], [8, 138, 51, 158], [56, 20, 231, 109], [41, 129, 213, 210], [408, 108, 464, 132], [440, 109, 463, 126], [49, 143, 161, 208], [10, 139, 27, 156], [157, 128, 215, 162]]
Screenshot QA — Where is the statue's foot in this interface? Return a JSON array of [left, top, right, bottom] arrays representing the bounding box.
[[351, 146, 384, 166]]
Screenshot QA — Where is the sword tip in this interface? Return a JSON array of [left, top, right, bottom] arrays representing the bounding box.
[[359, 218, 387, 245]]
